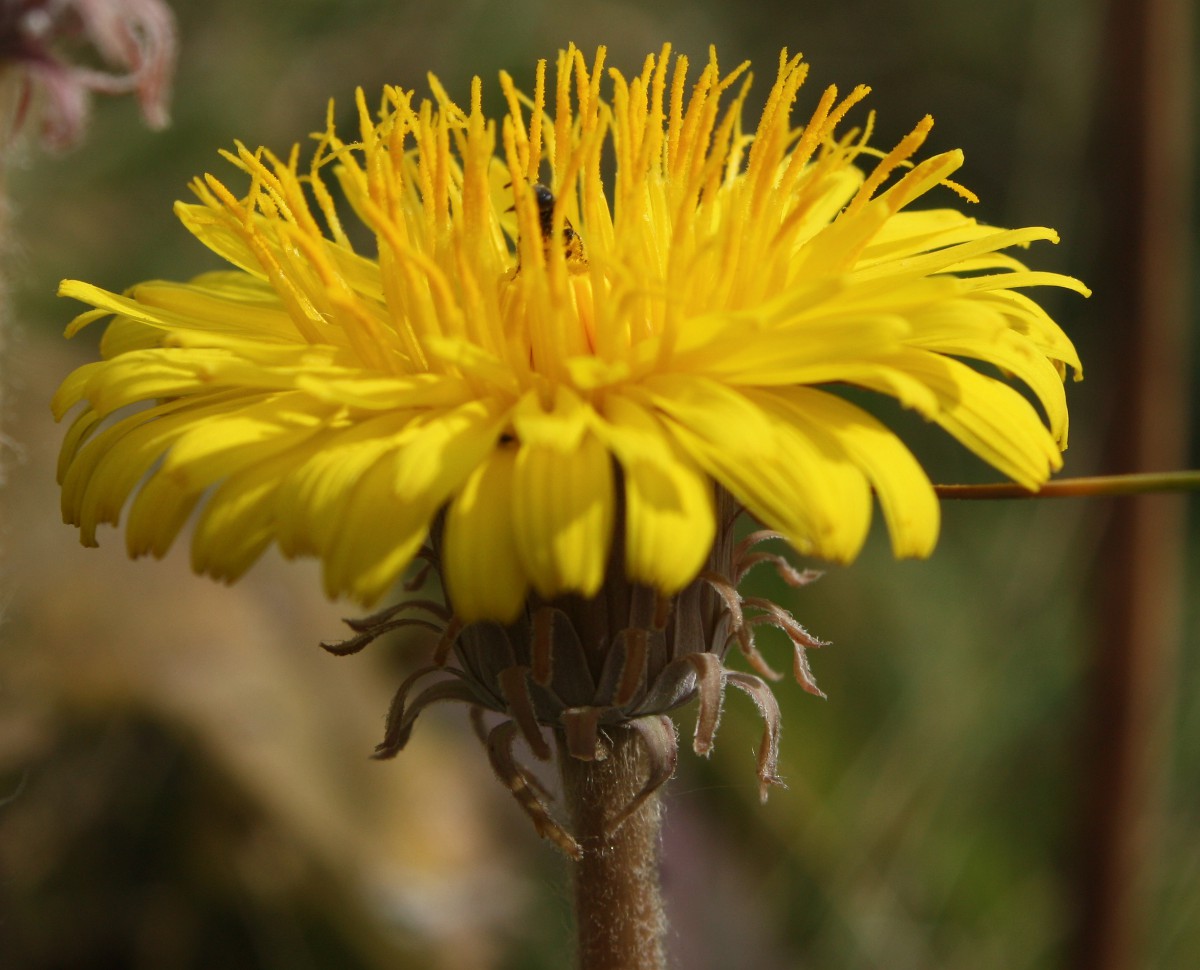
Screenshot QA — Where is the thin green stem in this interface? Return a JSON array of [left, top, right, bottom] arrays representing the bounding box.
[[934, 470, 1200, 500]]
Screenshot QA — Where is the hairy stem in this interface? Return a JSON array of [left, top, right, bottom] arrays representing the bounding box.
[[559, 727, 667, 970]]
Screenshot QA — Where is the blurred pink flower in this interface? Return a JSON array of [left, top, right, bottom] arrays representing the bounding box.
[[1, 0, 175, 151]]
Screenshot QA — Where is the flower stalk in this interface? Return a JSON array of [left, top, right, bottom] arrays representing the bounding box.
[[560, 728, 667, 970]]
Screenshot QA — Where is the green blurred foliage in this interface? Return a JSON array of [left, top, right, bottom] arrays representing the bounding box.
[[3, 0, 1197, 968]]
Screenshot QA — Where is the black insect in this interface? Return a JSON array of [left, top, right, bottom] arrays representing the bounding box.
[[529, 183, 586, 265]]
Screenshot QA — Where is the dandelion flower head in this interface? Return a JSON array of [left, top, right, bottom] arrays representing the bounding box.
[[53, 44, 1086, 623]]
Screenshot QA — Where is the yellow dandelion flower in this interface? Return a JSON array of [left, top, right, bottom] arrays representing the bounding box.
[[53, 44, 1086, 629]]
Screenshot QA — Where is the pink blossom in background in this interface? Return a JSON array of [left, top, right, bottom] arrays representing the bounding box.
[[0, 0, 175, 151]]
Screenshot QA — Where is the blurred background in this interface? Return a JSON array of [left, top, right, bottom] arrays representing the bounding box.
[[0, 0, 1195, 968]]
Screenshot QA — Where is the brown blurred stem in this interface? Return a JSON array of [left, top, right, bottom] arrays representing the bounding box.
[[1075, 1, 1193, 969], [559, 728, 667, 970]]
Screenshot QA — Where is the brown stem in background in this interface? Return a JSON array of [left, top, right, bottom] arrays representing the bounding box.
[[1076, 2, 1193, 969], [559, 728, 667, 970]]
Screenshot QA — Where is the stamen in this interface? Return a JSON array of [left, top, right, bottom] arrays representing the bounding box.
[[845, 113, 935, 216]]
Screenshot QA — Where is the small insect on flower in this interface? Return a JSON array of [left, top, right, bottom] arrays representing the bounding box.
[[531, 182, 587, 268]]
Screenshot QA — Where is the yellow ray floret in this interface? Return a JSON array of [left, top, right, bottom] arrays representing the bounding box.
[[54, 43, 1087, 622]]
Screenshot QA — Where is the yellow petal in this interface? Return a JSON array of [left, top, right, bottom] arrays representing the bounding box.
[[161, 394, 330, 485], [640, 374, 871, 561], [600, 395, 716, 591], [56, 407, 104, 484], [65, 409, 191, 544], [98, 317, 163, 358], [191, 447, 323, 582], [275, 413, 414, 559], [513, 432, 614, 598], [324, 403, 503, 604], [755, 387, 939, 558], [125, 471, 201, 559], [392, 401, 506, 502], [443, 447, 530, 623], [745, 391, 874, 561], [71, 350, 271, 418], [51, 360, 105, 421], [511, 385, 593, 450], [857, 350, 1064, 487], [905, 301, 1070, 445]]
